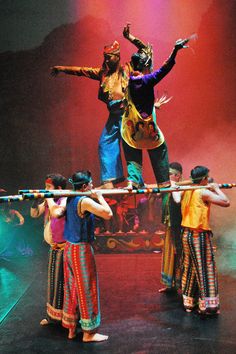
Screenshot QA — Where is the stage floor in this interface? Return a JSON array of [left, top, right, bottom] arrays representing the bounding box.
[[1, 247, 236, 353]]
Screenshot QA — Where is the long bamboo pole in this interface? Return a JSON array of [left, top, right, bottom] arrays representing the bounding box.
[[0, 183, 235, 204]]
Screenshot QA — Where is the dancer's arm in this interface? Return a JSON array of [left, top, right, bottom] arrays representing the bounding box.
[[81, 191, 113, 220], [202, 184, 230, 207], [10, 209, 25, 225], [50, 66, 101, 80], [46, 197, 67, 218], [140, 38, 190, 86], [30, 200, 46, 218], [123, 23, 147, 50]]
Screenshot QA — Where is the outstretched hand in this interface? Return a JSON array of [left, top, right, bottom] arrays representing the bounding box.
[[175, 33, 198, 51], [123, 23, 131, 39], [154, 94, 173, 109], [175, 38, 189, 50], [50, 66, 61, 77]]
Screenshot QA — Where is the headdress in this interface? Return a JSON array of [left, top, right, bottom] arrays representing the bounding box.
[[104, 40, 120, 55]]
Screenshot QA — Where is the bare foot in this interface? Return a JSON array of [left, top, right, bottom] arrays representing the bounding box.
[[159, 287, 177, 293], [158, 287, 169, 293], [83, 333, 109, 342], [68, 328, 76, 339], [40, 318, 49, 326], [124, 181, 134, 191]]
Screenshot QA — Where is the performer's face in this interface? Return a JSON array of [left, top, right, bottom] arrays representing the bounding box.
[[104, 53, 120, 70], [84, 179, 93, 191], [45, 182, 55, 190], [170, 172, 181, 183], [201, 177, 209, 185]]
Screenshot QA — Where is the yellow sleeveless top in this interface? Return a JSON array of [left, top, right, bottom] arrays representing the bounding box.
[[121, 88, 165, 150], [181, 189, 211, 230]]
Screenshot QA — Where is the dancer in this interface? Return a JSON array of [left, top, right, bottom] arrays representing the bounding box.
[[172, 166, 230, 315], [30, 173, 67, 325], [0, 204, 25, 258], [51, 24, 149, 188], [47, 170, 112, 341], [121, 37, 190, 189], [159, 162, 183, 293]]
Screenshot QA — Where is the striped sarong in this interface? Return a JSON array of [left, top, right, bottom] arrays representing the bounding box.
[[181, 228, 219, 314], [62, 242, 100, 333], [46, 246, 64, 321]]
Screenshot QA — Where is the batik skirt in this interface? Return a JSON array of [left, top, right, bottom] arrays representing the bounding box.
[[62, 242, 100, 333], [46, 245, 64, 321], [181, 228, 219, 314]]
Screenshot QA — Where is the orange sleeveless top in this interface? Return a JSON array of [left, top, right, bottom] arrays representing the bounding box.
[[181, 189, 211, 230]]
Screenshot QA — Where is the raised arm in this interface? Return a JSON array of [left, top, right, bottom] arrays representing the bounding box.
[[202, 183, 230, 207], [46, 197, 67, 218], [167, 37, 189, 63], [50, 66, 101, 80], [123, 23, 148, 51], [30, 200, 46, 218], [81, 191, 113, 220], [11, 209, 25, 225], [140, 37, 190, 86]]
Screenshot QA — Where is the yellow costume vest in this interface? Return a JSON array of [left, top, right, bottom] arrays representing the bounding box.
[[181, 189, 211, 230], [121, 89, 165, 150]]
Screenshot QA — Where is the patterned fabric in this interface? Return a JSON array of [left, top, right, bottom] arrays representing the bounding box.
[[103, 40, 120, 55], [62, 242, 100, 332], [121, 92, 164, 150], [46, 247, 65, 321], [181, 228, 219, 314], [59, 39, 148, 184], [120, 57, 175, 188]]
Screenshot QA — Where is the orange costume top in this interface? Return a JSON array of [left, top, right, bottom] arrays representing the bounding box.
[[181, 189, 211, 231]]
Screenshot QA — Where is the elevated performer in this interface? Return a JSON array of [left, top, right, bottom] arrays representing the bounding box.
[[121, 37, 191, 189], [51, 24, 150, 189]]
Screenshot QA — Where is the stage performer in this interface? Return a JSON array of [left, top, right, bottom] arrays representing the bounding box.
[[47, 170, 112, 341], [0, 204, 25, 258], [172, 166, 230, 315], [30, 173, 67, 326], [159, 162, 183, 293], [121, 37, 190, 189], [51, 24, 149, 189]]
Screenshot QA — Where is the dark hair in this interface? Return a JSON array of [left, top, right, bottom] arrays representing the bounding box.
[[135, 121, 145, 130], [169, 162, 183, 174], [148, 121, 156, 130], [131, 52, 152, 72], [45, 174, 67, 189], [190, 166, 209, 184], [69, 170, 92, 190]]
